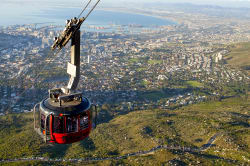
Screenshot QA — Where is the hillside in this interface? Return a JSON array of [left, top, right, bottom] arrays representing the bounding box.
[[0, 96, 249, 165], [225, 42, 250, 76]]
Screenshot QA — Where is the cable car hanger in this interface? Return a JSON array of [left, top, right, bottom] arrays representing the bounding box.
[[33, 0, 100, 144], [50, 0, 100, 97]]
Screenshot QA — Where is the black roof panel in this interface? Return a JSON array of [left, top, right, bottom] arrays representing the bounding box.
[[40, 97, 91, 116]]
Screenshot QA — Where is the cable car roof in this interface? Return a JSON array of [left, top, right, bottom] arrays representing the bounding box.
[[40, 97, 91, 116]]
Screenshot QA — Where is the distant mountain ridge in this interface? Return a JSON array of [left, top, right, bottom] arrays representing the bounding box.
[[137, 2, 250, 19]]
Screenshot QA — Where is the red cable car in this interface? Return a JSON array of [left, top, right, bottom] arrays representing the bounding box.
[[34, 93, 97, 144], [33, 2, 100, 144]]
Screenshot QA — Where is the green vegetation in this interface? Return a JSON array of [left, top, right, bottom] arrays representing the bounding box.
[[139, 90, 166, 101], [136, 67, 147, 72], [186, 81, 204, 88], [148, 59, 163, 65], [128, 58, 140, 64], [141, 79, 150, 86], [226, 42, 250, 75], [0, 96, 249, 165]]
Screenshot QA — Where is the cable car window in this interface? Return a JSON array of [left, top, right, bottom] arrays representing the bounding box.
[[66, 116, 78, 133], [54, 116, 64, 133], [80, 113, 88, 130]]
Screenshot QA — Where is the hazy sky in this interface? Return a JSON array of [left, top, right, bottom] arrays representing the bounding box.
[[105, 0, 250, 7], [1, 0, 250, 8]]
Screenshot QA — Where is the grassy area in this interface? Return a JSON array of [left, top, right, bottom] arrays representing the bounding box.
[[226, 42, 250, 75], [0, 96, 249, 165], [141, 79, 150, 86], [128, 58, 140, 64], [148, 60, 163, 65], [140, 91, 166, 101], [186, 81, 204, 88]]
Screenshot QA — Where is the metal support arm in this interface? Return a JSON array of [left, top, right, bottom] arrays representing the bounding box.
[[67, 29, 81, 91], [50, 18, 82, 99]]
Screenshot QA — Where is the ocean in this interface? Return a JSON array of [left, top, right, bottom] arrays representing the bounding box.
[[0, 3, 176, 30]]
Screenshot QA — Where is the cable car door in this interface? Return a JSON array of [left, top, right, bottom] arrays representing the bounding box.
[[41, 114, 54, 143], [91, 104, 97, 129]]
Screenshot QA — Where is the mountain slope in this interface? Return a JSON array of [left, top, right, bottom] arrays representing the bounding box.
[[226, 42, 250, 76], [0, 96, 249, 165]]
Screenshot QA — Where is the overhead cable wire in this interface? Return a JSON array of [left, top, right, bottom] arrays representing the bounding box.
[[70, 0, 101, 39], [77, 0, 93, 19], [85, 0, 100, 20]]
